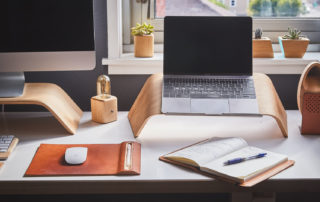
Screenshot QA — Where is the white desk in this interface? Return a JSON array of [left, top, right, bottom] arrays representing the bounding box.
[[0, 111, 319, 196]]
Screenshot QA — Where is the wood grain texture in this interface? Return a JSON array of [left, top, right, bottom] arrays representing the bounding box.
[[297, 62, 320, 134], [91, 95, 118, 124], [128, 73, 288, 138], [297, 62, 320, 112], [128, 74, 162, 137], [253, 73, 288, 137], [134, 34, 154, 58], [0, 138, 19, 160], [0, 83, 83, 134], [279, 37, 309, 58], [253, 38, 274, 58]]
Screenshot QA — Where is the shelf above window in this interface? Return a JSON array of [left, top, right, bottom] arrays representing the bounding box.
[[102, 52, 320, 75]]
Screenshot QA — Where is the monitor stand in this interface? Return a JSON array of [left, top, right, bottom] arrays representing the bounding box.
[[0, 82, 83, 134], [0, 72, 25, 98]]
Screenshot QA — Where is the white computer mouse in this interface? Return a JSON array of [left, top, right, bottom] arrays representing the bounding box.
[[65, 147, 88, 165]]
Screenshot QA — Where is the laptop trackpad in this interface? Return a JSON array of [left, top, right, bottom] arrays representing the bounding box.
[[162, 98, 190, 113], [191, 99, 229, 114], [229, 99, 260, 114]]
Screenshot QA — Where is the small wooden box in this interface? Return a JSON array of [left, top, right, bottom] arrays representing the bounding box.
[[279, 37, 309, 58], [91, 95, 117, 124], [253, 37, 274, 58]]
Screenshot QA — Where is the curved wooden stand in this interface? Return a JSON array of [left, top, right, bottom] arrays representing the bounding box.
[[0, 83, 83, 134], [297, 62, 320, 112], [297, 62, 320, 134], [128, 73, 288, 138]]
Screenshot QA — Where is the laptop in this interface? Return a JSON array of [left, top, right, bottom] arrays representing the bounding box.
[[161, 16, 259, 115]]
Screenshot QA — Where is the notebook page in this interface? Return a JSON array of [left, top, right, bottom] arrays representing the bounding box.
[[201, 146, 288, 182], [165, 137, 248, 166]]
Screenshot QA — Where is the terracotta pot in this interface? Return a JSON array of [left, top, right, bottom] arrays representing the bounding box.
[[134, 34, 154, 57], [278, 36, 309, 58], [252, 37, 274, 58]]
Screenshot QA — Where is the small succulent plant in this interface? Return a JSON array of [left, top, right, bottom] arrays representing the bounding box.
[[255, 28, 263, 39], [131, 22, 154, 36], [282, 27, 306, 40]]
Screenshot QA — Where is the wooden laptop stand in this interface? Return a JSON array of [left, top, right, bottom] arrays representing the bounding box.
[[128, 73, 288, 138], [0, 83, 82, 134]]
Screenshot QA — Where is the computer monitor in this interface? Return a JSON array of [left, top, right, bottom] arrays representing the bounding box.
[[0, 0, 95, 97]]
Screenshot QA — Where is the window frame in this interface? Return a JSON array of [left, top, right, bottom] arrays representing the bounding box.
[[124, 0, 320, 52], [105, 1, 320, 75]]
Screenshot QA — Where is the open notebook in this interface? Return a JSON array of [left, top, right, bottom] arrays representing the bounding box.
[[160, 137, 294, 186]]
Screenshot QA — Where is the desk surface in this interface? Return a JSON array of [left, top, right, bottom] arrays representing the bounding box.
[[0, 111, 319, 194]]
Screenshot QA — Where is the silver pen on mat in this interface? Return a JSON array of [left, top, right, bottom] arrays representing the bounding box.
[[124, 143, 133, 170]]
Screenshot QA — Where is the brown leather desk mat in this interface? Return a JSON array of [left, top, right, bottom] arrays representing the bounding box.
[[25, 142, 141, 176], [128, 73, 287, 138]]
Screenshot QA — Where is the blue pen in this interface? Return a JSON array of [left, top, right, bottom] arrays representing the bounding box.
[[223, 153, 267, 166]]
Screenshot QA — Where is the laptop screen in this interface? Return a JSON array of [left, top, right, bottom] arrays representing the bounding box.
[[164, 16, 252, 76]]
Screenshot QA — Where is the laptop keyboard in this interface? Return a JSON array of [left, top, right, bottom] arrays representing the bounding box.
[[163, 78, 256, 99]]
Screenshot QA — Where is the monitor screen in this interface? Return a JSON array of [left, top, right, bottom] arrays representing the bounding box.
[[164, 16, 252, 76], [0, 0, 95, 72], [0, 0, 94, 53]]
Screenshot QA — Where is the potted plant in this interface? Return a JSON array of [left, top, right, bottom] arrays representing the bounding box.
[[131, 22, 154, 57], [252, 28, 274, 58], [278, 28, 309, 58]]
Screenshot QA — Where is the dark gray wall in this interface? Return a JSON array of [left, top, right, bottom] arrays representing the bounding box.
[[6, 0, 301, 112], [269, 74, 301, 109]]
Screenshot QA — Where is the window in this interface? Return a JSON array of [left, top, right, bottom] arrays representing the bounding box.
[[230, 0, 236, 7], [105, 1, 320, 75], [125, 0, 320, 52]]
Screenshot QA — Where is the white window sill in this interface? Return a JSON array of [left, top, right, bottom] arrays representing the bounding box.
[[102, 52, 320, 75]]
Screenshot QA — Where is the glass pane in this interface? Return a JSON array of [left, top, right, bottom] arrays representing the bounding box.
[[155, 0, 320, 18]]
